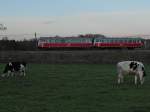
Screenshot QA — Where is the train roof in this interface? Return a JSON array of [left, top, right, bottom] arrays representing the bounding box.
[[95, 37, 144, 40], [39, 37, 144, 40], [39, 37, 93, 40]]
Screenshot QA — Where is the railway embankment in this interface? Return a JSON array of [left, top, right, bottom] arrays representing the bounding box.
[[0, 50, 150, 64]]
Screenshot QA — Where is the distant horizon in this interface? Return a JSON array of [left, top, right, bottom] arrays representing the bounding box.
[[0, 33, 150, 41]]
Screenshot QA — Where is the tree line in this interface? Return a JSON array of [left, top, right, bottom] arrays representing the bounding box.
[[0, 38, 37, 51]]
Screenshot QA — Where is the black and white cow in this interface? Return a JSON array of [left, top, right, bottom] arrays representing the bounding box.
[[117, 61, 146, 85], [1, 62, 26, 77]]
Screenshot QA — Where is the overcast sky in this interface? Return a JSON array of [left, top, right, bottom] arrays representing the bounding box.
[[0, 0, 150, 40]]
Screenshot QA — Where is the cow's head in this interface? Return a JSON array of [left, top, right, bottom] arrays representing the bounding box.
[[137, 64, 146, 85], [129, 61, 146, 84]]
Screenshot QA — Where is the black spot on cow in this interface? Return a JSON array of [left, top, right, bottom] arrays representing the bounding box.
[[133, 63, 138, 70], [129, 61, 138, 70], [129, 62, 134, 68]]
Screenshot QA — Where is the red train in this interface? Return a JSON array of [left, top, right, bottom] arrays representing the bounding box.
[[38, 36, 145, 49]]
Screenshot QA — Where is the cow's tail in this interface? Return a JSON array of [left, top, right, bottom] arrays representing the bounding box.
[[143, 70, 146, 77], [142, 66, 146, 77]]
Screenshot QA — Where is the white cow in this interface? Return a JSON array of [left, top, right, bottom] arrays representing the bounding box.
[[117, 61, 146, 85]]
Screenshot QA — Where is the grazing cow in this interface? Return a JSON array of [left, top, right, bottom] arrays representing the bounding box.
[[1, 62, 26, 77], [117, 61, 146, 85]]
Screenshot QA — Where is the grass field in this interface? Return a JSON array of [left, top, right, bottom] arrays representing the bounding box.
[[0, 64, 150, 112]]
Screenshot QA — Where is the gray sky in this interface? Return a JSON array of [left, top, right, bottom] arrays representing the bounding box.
[[0, 0, 150, 40]]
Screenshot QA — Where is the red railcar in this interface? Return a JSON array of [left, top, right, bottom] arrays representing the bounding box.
[[94, 37, 144, 48], [38, 37, 144, 49], [38, 37, 93, 48]]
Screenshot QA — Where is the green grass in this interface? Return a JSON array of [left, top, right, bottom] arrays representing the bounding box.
[[0, 64, 150, 112]]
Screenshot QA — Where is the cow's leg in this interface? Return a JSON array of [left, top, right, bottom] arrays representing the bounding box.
[[11, 71, 14, 77], [7, 71, 12, 77], [23, 71, 26, 76], [141, 78, 144, 85], [134, 75, 138, 85], [118, 74, 121, 84], [20, 70, 23, 76], [20, 71, 23, 76], [139, 73, 144, 85], [21, 70, 26, 76], [20, 64, 26, 76], [19, 70, 24, 76], [118, 74, 123, 84]]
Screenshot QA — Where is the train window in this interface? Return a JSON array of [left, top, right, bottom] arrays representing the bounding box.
[[96, 39, 99, 42], [52, 39, 55, 43], [51, 39, 55, 43], [78, 39, 81, 43], [129, 40, 132, 43], [111, 40, 114, 43], [114, 40, 118, 43], [132, 40, 134, 43], [137, 40, 140, 43], [109, 40, 112, 43], [87, 39, 91, 43], [55, 39, 60, 43], [82, 39, 84, 42], [103, 40, 106, 43], [61, 39, 65, 43], [112, 40, 115, 43]]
